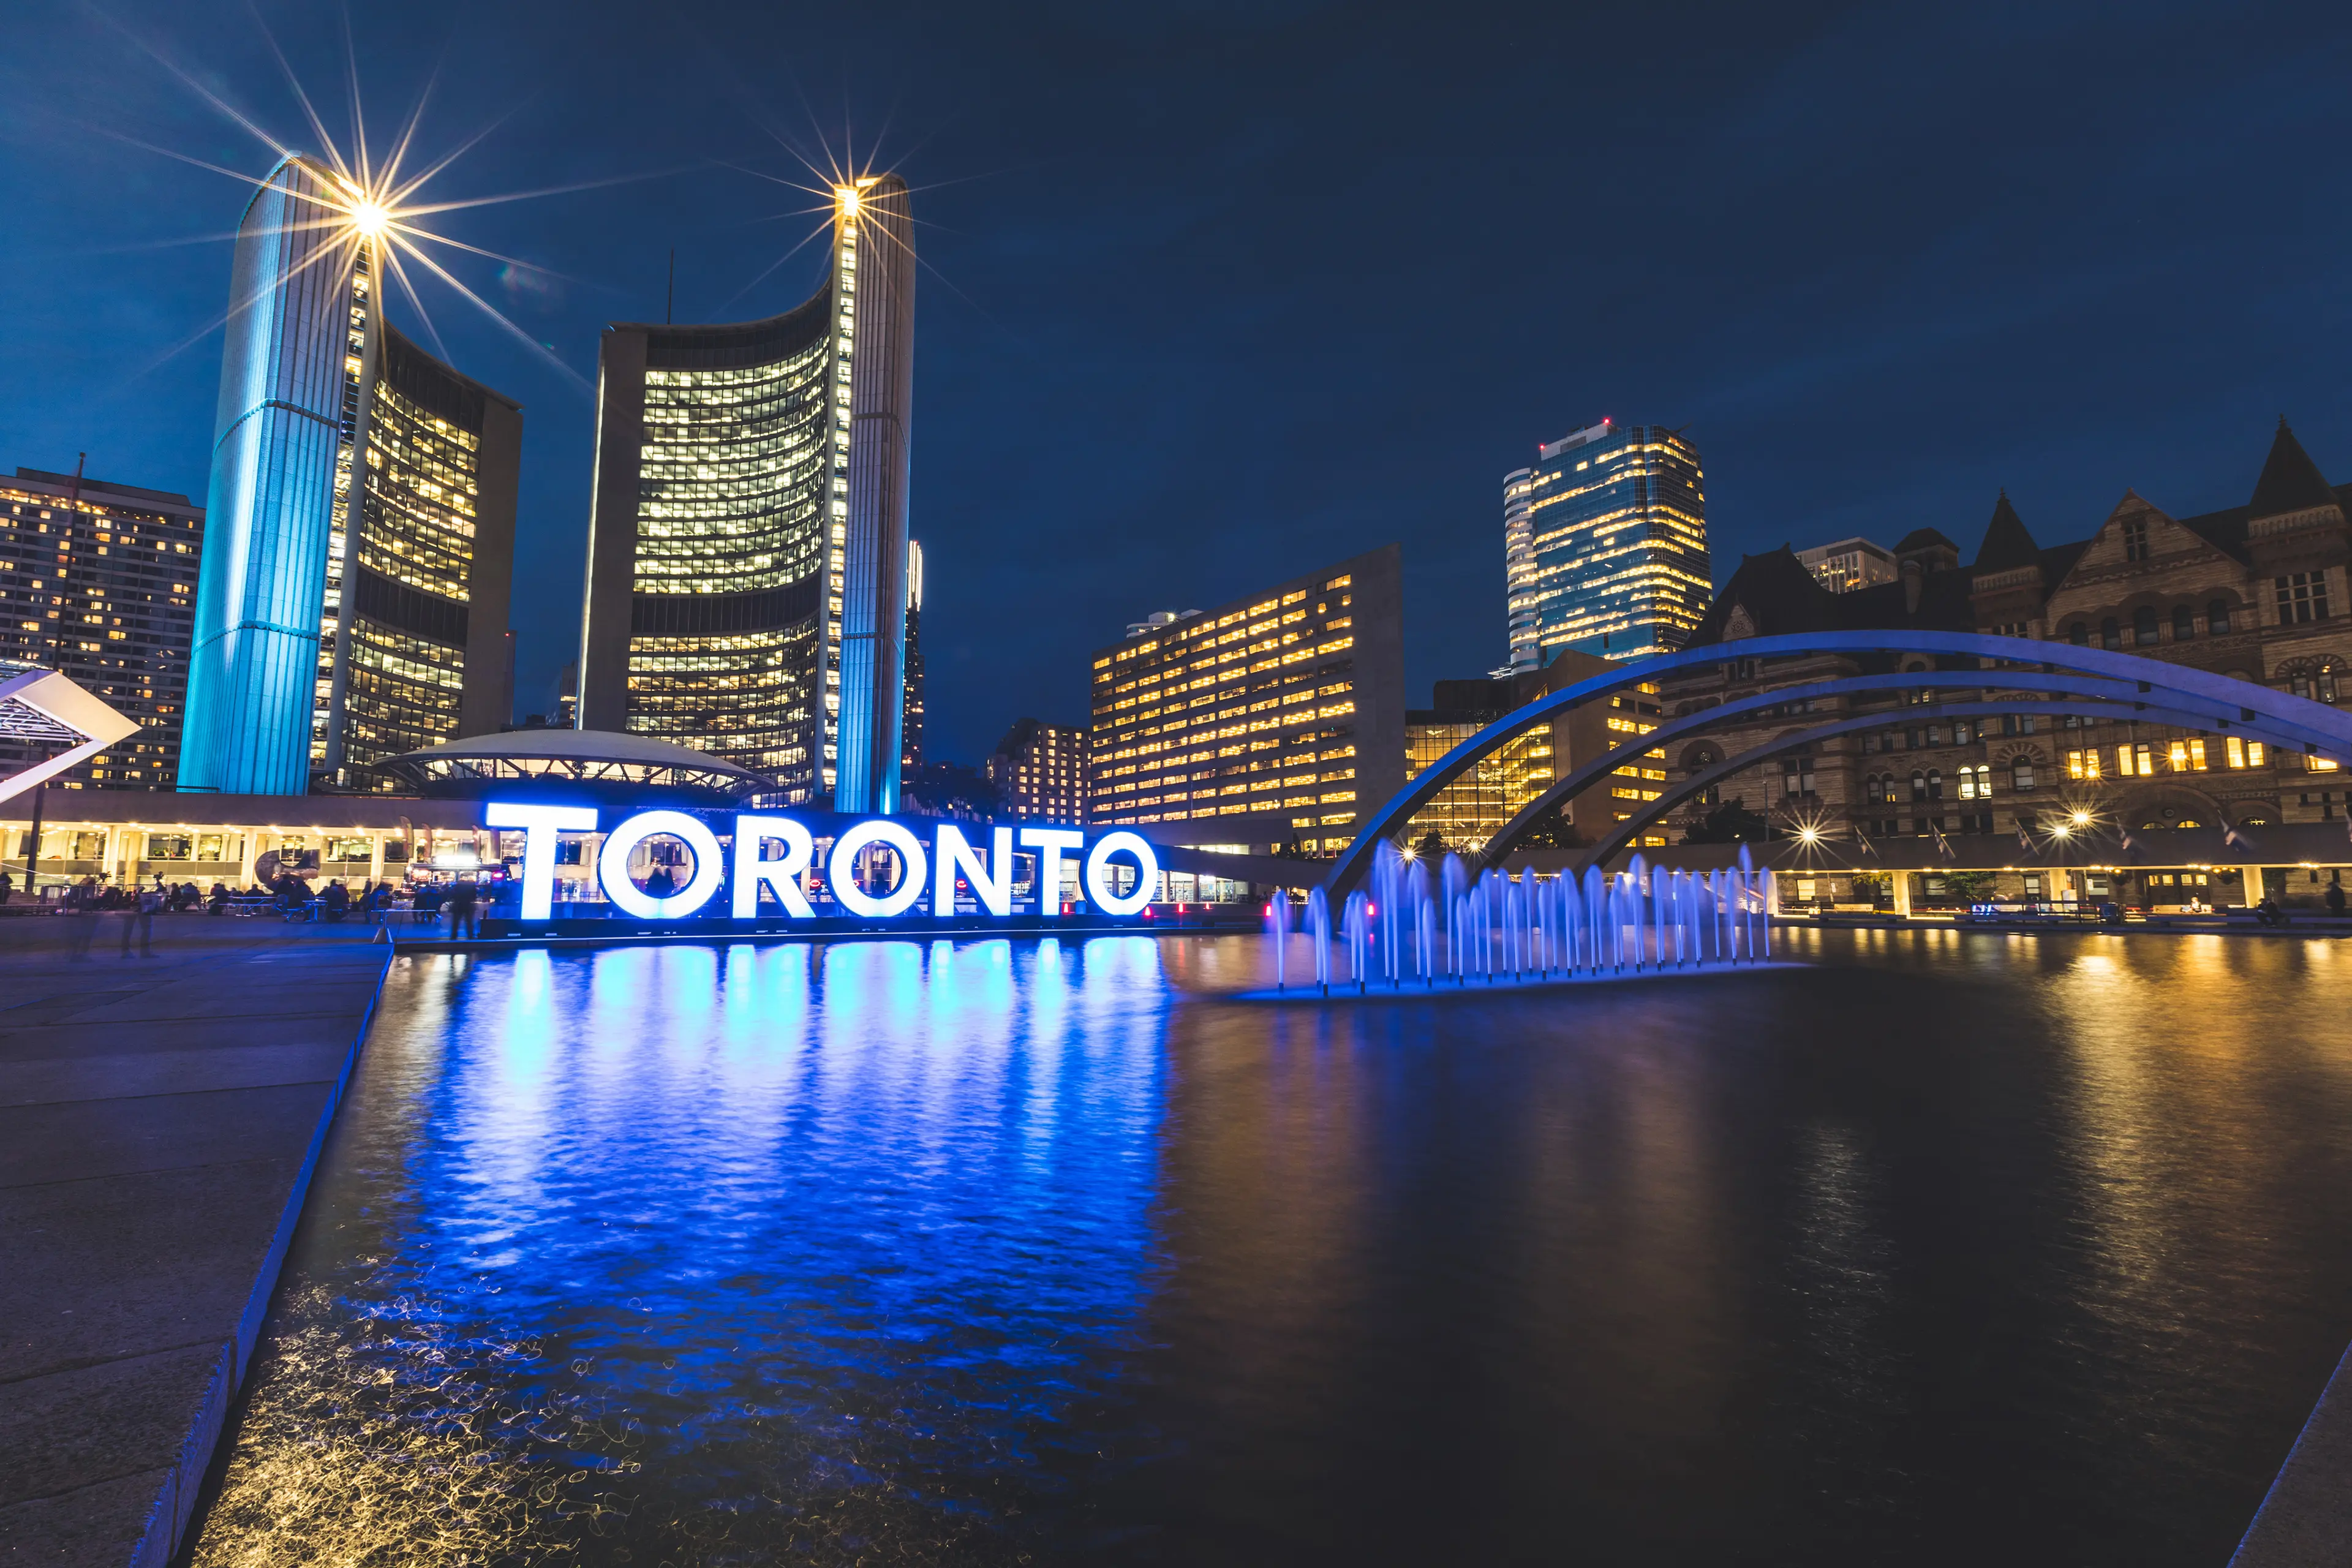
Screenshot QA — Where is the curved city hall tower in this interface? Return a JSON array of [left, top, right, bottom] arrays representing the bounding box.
[[181, 155, 519, 794], [577, 173, 914, 811]]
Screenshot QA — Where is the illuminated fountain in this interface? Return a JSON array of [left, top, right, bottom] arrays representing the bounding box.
[[1252, 841, 1776, 999]]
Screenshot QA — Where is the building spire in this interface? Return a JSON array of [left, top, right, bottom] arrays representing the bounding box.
[[2249, 417, 2337, 519], [1974, 490, 2040, 571]]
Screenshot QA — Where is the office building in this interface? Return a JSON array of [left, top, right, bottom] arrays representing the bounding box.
[[1796, 535, 1898, 594], [1504, 467, 1538, 669], [902, 538, 925, 774], [1088, 545, 1406, 853], [1402, 649, 1626, 853], [1517, 418, 1711, 663], [989, 718, 1086, 821], [577, 174, 916, 810], [1, 467, 203, 788], [1662, 417, 2352, 847], [180, 154, 519, 796]]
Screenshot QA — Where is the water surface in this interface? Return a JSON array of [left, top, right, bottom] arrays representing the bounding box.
[[192, 930, 2352, 1564]]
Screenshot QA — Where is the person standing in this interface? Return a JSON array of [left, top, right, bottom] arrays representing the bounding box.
[[448, 877, 480, 941], [0, 869, 13, 906], [119, 880, 159, 958]]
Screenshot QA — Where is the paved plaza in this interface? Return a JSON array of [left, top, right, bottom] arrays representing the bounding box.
[[0, 913, 388, 1567]]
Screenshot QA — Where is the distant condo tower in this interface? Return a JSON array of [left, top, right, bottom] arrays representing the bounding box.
[[1512, 419, 1711, 664], [180, 154, 520, 795], [576, 174, 916, 811]]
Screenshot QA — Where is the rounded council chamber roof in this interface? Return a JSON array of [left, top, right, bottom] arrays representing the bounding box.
[[380, 728, 764, 802]]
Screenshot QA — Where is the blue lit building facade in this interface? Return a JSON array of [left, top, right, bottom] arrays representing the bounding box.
[[181, 155, 518, 794], [1516, 420, 1712, 663], [576, 175, 914, 812]]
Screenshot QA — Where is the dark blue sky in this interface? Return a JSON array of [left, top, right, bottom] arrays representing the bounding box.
[[6, 1, 2349, 763]]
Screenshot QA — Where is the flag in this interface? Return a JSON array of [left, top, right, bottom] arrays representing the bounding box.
[[2225, 820, 2256, 853], [1932, 822, 1956, 862], [2017, 819, 2035, 852], [1855, 822, 1879, 860]]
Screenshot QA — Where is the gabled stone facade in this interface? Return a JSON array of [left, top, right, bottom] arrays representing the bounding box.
[[1661, 420, 2352, 843]]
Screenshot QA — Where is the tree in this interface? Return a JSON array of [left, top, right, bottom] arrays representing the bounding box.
[[1683, 797, 1770, 845], [1937, 870, 1998, 903], [1413, 828, 1448, 861], [1512, 801, 1585, 850]]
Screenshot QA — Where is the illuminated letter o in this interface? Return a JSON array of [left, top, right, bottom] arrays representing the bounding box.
[[1084, 831, 1159, 917], [829, 820, 929, 918], [598, 810, 725, 919]]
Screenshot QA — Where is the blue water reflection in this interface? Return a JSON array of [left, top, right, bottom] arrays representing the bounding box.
[[194, 930, 2352, 1566]]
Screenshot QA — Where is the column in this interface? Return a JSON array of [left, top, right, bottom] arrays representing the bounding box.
[[369, 834, 386, 884], [1891, 873, 1913, 919]]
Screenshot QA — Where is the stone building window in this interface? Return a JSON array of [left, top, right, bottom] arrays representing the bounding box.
[[2208, 600, 2232, 635], [2173, 605, 2196, 640], [2122, 519, 2150, 562], [2135, 606, 2161, 646], [2067, 622, 2090, 646], [2012, 759, 2037, 790], [2101, 617, 2122, 649], [2277, 572, 2329, 624]]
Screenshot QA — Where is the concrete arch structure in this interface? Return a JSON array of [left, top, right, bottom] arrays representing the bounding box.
[[1326, 630, 2352, 895]]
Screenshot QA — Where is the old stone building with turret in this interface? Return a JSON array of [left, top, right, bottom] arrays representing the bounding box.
[[1662, 419, 2352, 844]]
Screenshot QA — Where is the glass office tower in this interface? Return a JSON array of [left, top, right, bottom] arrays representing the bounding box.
[[180, 154, 519, 794], [1517, 419, 1711, 663], [577, 175, 915, 810], [1502, 466, 1537, 671]]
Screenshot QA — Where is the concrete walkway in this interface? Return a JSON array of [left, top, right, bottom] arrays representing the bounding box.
[[0, 913, 387, 1567]]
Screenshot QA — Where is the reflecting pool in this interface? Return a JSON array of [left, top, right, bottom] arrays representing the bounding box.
[[193, 930, 2352, 1565]]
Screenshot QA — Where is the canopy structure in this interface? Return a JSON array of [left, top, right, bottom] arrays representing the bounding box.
[[1329, 630, 2352, 897], [0, 660, 142, 805], [380, 728, 764, 804]]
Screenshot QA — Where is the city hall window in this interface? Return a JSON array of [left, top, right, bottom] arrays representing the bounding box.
[[2134, 606, 2160, 646], [2067, 622, 2089, 646], [2173, 605, 2195, 641], [2101, 617, 2122, 649], [2122, 518, 2150, 561], [2011, 759, 2037, 790], [2208, 599, 2232, 634], [2277, 572, 2329, 624]]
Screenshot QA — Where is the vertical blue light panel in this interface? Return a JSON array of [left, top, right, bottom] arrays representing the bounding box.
[[179, 156, 350, 795]]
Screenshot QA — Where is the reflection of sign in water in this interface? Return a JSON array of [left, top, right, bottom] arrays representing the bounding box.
[[486, 802, 1160, 922]]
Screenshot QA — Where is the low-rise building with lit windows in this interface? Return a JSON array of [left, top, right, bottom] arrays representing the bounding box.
[[1, 467, 203, 789], [1659, 419, 2352, 844], [1796, 536, 1898, 594], [1402, 649, 1629, 853], [989, 717, 1085, 821], [1087, 546, 1405, 854]]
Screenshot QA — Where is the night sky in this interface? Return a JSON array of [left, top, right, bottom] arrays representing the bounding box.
[[6, 1, 2350, 765]]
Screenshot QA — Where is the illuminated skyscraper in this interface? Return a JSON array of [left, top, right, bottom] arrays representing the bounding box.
[[180, 154, 519, 795], [901, 537, 924, 774], [1517, 419, 1711, 662], [1502, 466, 1537, 670], [577, 175, 916, 810]]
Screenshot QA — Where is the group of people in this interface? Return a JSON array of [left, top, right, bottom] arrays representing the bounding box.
[[0, 869, 487, 937]]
